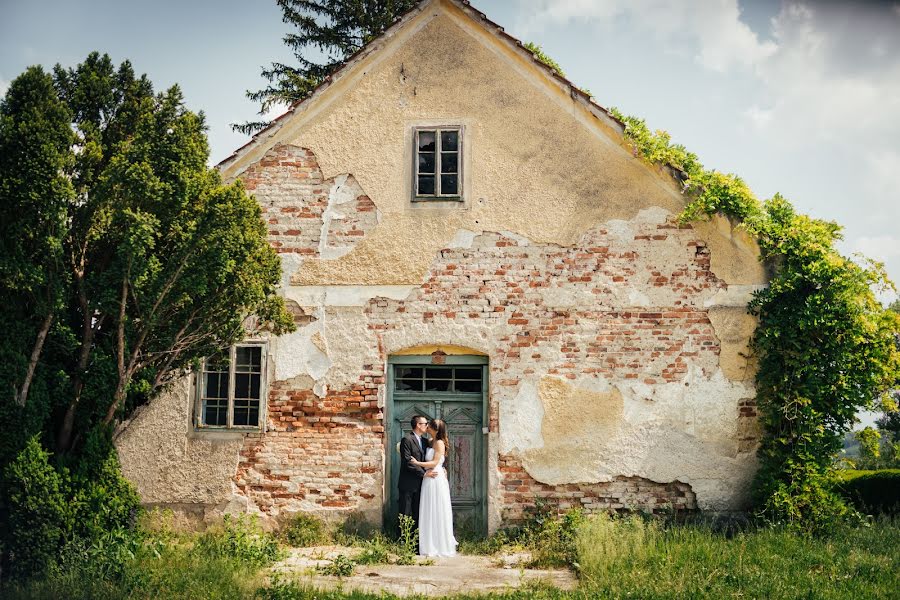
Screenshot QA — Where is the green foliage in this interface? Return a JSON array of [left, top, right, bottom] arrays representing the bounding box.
[[0, 51, 295, 463], [4, 514, 900, 599], [1, 53, 294, 574], [238, 0, 420, 134], [395, 513, 418, 565], [280, 513, 329, 547], [1, 436, 72, 577], [0, 433, 142, 579], [459, 504, 584, 568], [856, 427, 883, 466], [516, 504, 584, 568], [196, 514, 283, 567], [612, 107, 900, 533], [576, 512, 900, 599], [836, 469, 900, 515], [317, 553, 356, 577], [353, 534, 391, 565], [524, 42, 566, 77]]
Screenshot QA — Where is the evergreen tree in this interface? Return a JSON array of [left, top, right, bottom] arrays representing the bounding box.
[[236, 0, 420, 135]]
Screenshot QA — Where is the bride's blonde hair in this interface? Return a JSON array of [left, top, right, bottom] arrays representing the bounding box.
[[428, 419, 450, 456]]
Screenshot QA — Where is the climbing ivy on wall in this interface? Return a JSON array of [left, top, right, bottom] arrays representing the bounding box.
[[610, 108, 900, 533]]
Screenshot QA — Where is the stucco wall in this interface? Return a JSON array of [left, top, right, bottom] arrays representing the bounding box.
[[117, 0, 765, 528]]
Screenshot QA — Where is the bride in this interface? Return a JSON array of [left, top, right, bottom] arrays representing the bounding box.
[[409, 419, 458, 557]]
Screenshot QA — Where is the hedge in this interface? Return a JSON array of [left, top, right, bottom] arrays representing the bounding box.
[[835, 470, 900, 515]]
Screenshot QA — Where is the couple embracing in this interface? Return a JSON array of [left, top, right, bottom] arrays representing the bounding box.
[[398, 416, 458, 557]]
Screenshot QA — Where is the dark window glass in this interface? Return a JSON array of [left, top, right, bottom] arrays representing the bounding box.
[[203, 399, 227, 426], [440, 175, 458, 195], [427, 367, 453, 379], [235, 373, 261, 400], [418, 130, 436, 151], [236, 346, 261, 372], [455, 367, 481, 380], [441, 152, 458, 174], [233, 399, 259, 427], [395, 367, 423, 379], [418, 152, 435, 174], [204, 371, 227, 399], [454, 379, 481, 393], [425, 378, 451, 392], [418, 175, 435, 195], [441, 130, 458, 151], [396, 379, 423, 392]]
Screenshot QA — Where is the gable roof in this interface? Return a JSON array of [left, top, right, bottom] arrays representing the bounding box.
[[217, 0, 683, 186]]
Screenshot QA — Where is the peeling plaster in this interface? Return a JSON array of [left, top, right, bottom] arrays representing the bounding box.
[[707, 307, 758, 382], [272, 318, 331, 382], [499, 381, 544, 455], [503, 368, 756, 510], [448, 228, 480, 248], [287, 285, 417, 307]]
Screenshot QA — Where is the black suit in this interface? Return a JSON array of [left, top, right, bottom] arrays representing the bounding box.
[[398, 432, 430, 527]]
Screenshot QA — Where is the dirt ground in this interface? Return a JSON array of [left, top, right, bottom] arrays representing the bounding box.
[[272, 545, 578, 597]]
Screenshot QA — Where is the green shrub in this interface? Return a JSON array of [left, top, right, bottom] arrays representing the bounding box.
[[316, 553, 355, 577], [514, 504, 584, 568], [1, 431, 144, 581], [196, 514, 283, 567], [280, 513, 329, 547], [69, 428, 142, 542], [395, 514, 418, 565], [354, 534, 392, 565], [2, 436, 73, 578], [836, 469, 900, 515]]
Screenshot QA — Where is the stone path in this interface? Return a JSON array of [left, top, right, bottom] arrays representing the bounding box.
[[272, 545, 578, 597]]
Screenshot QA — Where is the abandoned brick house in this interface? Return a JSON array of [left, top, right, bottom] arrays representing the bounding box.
[[115, 0, 767, 534]]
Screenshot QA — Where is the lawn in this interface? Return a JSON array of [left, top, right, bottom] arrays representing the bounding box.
[[2, 512, 898, 599]]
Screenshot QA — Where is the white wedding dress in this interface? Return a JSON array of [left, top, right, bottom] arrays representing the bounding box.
[[418, 447, 457, 557]]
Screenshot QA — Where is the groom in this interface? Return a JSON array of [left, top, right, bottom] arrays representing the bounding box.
[[398, 415, 436, 528]]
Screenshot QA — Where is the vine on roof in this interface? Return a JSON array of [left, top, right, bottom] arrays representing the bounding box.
[[611, 108, 900, 533]]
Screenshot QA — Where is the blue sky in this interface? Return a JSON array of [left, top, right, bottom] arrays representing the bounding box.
[[2, 0, 898, 305]]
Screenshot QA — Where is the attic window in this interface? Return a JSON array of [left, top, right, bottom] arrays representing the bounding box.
[[414, 127, 461, 199]]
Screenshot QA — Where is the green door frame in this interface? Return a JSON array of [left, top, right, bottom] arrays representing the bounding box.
[[384, 354, 489, 536]]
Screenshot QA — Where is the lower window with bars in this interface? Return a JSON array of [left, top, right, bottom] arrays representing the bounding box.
[[196, 343, 266, 429]]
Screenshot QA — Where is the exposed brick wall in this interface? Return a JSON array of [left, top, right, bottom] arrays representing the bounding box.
[[366, 228, 725, 432], [235, 379, 384, 516], [499, 457, 696, 521], [325, 190, 378, 248], [230, 149, 755, 522], [240, 144, 327, 256]]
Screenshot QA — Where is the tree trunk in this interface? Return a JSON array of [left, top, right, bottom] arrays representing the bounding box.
[[56, 270, 94, 452], [15, 312, 53, 407]]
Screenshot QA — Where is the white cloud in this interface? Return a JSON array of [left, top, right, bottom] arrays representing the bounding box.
[[865, 151, 900, 216], [0, 77, 9, 97], [741, 2, 900, 146], [517, 0, 776, 71]]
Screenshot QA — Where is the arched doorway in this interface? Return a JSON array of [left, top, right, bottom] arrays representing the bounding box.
[[385, 353, 488, 536]]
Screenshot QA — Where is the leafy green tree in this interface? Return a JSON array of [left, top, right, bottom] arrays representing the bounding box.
[[236, 0, 420, 134], [0, 53, 294, 457], [0, 66, 74, 459], [855, 427, 882, 469]]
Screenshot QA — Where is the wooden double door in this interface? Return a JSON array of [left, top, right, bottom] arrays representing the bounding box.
[[386, 355, 487, 536]]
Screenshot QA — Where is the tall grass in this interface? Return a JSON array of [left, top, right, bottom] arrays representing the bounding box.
[[577, 513, 900, 599], [4, 511, 897, 599]]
